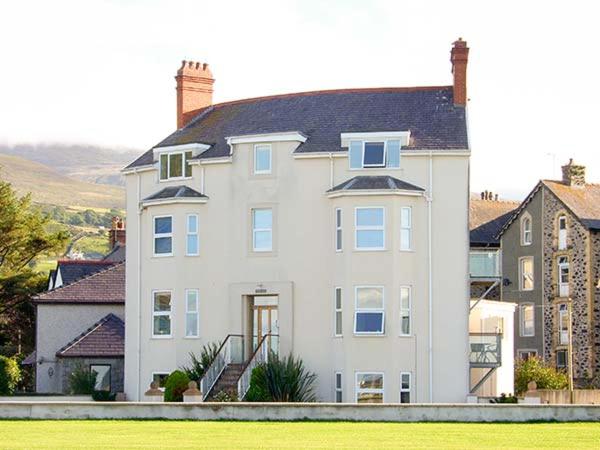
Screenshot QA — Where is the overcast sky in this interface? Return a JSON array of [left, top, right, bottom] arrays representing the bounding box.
[[1, 0, 598, 199]]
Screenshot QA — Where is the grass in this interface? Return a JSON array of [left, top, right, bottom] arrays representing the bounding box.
[[0, 421, 599, 449]]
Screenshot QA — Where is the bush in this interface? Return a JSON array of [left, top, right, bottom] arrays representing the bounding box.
[[213, 390, 238, 402], [68, 365, 97, 395], [245, 353, 316, 402], [180, 342, 221, 383], [490, 393, 518, 403], [92, 390, 116, 402], [0, 356, 21, 395], [515, 357, 568, 395], [164, 370, 190, 402]]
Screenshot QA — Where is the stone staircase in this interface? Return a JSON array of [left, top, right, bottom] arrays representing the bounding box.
[[206, 363, 244, 400]]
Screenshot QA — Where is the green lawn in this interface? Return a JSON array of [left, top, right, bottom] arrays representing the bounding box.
[[0, 421, 599, 449]]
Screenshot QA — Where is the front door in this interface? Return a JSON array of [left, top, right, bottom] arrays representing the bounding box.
[[252, 296, 279, 354]]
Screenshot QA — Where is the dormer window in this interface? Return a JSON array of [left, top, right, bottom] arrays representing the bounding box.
[[349, 140, 401, 170], [159, 151, 193, 181]]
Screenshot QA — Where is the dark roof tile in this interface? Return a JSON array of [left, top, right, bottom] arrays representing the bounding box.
[[328, 175, 424, 193], [143, 185, 206, 201], [56, 314, 124, 358]]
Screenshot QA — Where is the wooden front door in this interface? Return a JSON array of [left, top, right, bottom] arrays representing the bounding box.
[[252, 296, 279, 353]]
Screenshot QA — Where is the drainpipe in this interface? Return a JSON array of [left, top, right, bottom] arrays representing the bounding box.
[[329, 152, 334, 189], [136, 171, 142, 401], [427, 151, 434, 402]]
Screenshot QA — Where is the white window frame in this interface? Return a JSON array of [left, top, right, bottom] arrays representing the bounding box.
[[186, 214, 199, 256], [151, 372, 170, 392], [335, 208, 343, 252], [558, 215, 568, 250], [519, 256, 534, 291], [521, 214, 532, 246], [558, 304, 569, 345], [399, 286, 411, 337], [334, 287, 343, 337], [348, 140, 402, 170], [254, 144, 272, 175], [354, 286, 385, 335], [252, 208, 273, 252], [159, 151, 192, 181], [400, 372, 411, 403], [362, 141, 386, 168], [520, 303, 535, 337], [335, 372, 343, 403], [185, 289, 199, 338], [517, 349, 538, 360], [152, 290, 172, 339], [354, 207, 385, 251], [153, 215, 173, 257], [355, 372, 384, 403], [400, 206, 412, 251]]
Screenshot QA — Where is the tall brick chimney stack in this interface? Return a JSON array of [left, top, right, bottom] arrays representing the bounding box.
[[109, 216, 126, 249], [175, 61, 214, 129], [561, 159, 586, 187], [450, 38, 469, 106]]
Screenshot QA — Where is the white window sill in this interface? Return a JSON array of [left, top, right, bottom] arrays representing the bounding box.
[[151, 335, 173, 340], [353, 332, 386, 337], [159, 176, 194, 183], [183, 336, 200, 340], [354, 248, 387, 252], [152, 253, 174, 258]]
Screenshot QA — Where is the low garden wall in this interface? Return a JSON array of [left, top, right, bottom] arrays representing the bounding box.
[[0, 396, 92, 402], [531, 389, 600, 405], [0, 402, 599, 422]]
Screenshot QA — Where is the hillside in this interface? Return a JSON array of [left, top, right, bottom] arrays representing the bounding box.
[[0, 143, 140, 186], [0, 153, 124, 209]]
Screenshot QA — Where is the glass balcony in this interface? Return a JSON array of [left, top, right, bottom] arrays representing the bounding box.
[[469, 250, 500, 279], [469, 333, 501, 368]]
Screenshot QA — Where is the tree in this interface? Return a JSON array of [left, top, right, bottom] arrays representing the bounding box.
[[0, 177, 68, 356], [514, 356, 568, 395]]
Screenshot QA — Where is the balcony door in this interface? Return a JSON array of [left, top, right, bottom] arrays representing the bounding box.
[[252, 296, 279, 354]]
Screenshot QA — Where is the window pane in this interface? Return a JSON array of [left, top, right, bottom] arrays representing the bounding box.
[[153, 315, 171, 335], [386, 140, 401, 168], [185, 151, 193, 177], [400, 229, 411, 251], [186, 314, 198, 337], [187, 235, 198, 255], [363, 142, 385, 166], [336, 209, 342, 227], [336, 229, 342, 250], [357, 230, 384, 248], [254, 231, 272, 250], [336, 373, 342, 388], [336, 391, 343, 402], [335, 289, 342, 309], [357, 287, 383, 308], [355, 312, 383, 333], [187, 291, 198, 312], [154, 292, 171, 311], [153, 373, 168, 388], [91, 365, 111, 391], [349, 141, 362, 169], [155, 217, 172, 234], [401, 316, 410, 335], [253, 209, 272, 229], [401, 207, 411, 227], [187, 215, 198, 233], [169, 153, 183, 177], [335, 311, 343, 335], [356, 208, 384, 227], [160, 154, 168, 180], [400, 392, 410, 403], [155, 237, 172, 254], [400, 288, 410, 309], [255, 146, 271, 173], [401, 373, 410, 390], [357, 373, 383, 389]]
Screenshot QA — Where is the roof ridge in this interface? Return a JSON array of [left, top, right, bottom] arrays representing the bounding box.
[[36, 261, 124, 299], [207, 85, 454, 110], [57, 259, 113, 265]]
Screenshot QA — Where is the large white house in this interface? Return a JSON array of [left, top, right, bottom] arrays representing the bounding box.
[[123, 39, 471, 403]]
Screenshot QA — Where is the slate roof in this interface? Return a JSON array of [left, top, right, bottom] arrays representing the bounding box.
[[143, 185, 206, 201], [470, 198, 519, 247], [102, 243, 126, 263], [57, 260, 114, 286], [543, 180, 600, 230], [35, 263, 125, 304], [56, 313, 124, 358], [328, 176, 425, 193], [126, 86, 468, 168]]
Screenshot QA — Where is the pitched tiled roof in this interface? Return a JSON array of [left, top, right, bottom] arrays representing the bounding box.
[[35, 263, 125, 304], [56, 313, 124, 358], [328, 175, 425, 193], [126, 86, 468, 168], [102, 243, 126, 263], [143, 185, 206, 201], [543, 180, 600, 230], [57, 260, 114, 286], [470, 198, 519, 246]]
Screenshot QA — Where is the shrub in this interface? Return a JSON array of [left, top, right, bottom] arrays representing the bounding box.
[[245, 353, 317, 402], [490, 393, 518, 403], [68, 365, 97, 395], [164, 370, 190, 402], [92, 390, 116, 401], [213, 390, 238, 402], [180, 342, 221, 383], [514, 356, 568, 395], [0, 356, 21, 395]]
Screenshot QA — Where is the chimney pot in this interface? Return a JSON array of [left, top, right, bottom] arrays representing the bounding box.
[[175, 60, 215, 129], [450, 38, 469, 106]]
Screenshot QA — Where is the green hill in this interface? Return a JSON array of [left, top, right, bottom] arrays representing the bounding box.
[[0, 153, 124, 209]]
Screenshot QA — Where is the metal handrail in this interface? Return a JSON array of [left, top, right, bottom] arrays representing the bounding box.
[[236, 334, 279, 400], [469, 332, 502, 368], [199, 334, 243, 400]]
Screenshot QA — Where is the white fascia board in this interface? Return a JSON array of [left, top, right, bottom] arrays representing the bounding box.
[[196, 156, 233, 165], [340, 131, 411, 147], [141, 197, 208, 207], [402, 149, 470, 156], [152, 143, 211, 161], [121, 164, 155, 175], [326, 190, 424, 199], [226, 131, 308, 146], [293, 152, 347, 159]]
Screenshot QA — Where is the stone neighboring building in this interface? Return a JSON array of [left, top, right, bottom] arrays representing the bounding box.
[[498, 160, 600, 385]]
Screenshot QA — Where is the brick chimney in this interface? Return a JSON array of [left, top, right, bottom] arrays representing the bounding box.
[[450, 38, 469, 106], [175, 61, 214, 129], [561, 159, 586, 187], [109, 216, 126, 249]]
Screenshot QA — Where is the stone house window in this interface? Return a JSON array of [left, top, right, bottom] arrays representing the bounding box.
[[558, 215, 568, 250], [558, 304, 569, 345], [520, 303, 535, 337], [521, 213, 532, 246], [519, 257, 534, 291]]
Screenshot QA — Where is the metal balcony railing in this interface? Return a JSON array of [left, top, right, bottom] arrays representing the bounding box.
[[469, 333, 501, 368]]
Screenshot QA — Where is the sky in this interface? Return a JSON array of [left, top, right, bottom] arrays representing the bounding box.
[[1, 0, 599, 199]]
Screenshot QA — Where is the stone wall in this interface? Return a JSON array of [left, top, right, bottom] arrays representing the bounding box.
[[59, 358, 124, 394], [542, 187, 593, 380], [590, 231, 600, 378]]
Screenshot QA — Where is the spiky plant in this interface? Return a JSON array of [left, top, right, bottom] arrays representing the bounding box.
[[180, 341, 221, 383]]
